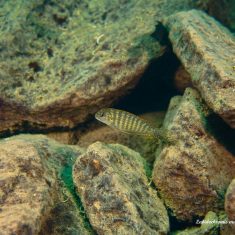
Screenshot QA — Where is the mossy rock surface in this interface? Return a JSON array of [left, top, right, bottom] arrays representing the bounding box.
[[73, 141, 169, 234], [165, 10, 235, 128], [0, 0, 203, 134]]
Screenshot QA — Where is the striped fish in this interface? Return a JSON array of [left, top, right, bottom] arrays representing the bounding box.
[[95, 108, 174, 143]]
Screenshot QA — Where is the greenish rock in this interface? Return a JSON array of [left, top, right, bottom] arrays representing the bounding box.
[[0, 134, 92, 235], [171, 211, 219, 235], [152, 88, 235, 222], [164, 10, 235, 128], [0, 0, 205, 134], [73, 141, 169, 234]]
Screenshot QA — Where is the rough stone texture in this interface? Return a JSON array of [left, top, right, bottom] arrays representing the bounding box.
[[0, 134, 91, 235], [77, 112, 165, 163], [221, 225, 235, 235], [165, 10, 235, 128], [171, 211, 219, 235], [152, 88, 235, 222], [174, 65, 192, 93], [46, 131, 77, 145], [73, 141, 169, 235], [225, 179, 235, 231], [0, 0, 201, 134]]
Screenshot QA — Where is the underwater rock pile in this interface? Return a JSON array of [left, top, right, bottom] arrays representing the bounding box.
[[153, 88, 235, 221], [165, 10, 235, 128], [0, 0, 235, 235], [0, 0, 176, 133], [0, 0, 216, 134]]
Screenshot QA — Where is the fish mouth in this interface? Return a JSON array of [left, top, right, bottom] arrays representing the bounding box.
[[95, 112, 100, 120], [95, 110, 105, 122]]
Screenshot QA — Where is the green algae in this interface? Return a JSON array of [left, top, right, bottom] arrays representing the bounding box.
[[51, 145, 95, 234], [60, 165, 95, 234]]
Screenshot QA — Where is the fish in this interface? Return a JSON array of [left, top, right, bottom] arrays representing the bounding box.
[[95, 108, 174, 144]]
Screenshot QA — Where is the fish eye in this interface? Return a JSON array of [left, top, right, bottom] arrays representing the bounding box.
[[99, 111, 105, 117]]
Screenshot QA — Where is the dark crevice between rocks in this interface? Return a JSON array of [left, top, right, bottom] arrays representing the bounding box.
[[114, 49, 181, 115], [206, 113, 235, 155], [169, 213, 202, 232], [0, 117, 98, 141], [114, 23, 179, 114]]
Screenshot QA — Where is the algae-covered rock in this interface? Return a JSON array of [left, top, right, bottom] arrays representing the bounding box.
[[225, 179, 235, 231], [77, 112, 165, 163], [152, 88, 235, 222], [73, 141, 169, 234], [165, 10, 235, 128], [0, 0, 206, 134], [0, 134, 91, 235], [171, 211, 219, 235]]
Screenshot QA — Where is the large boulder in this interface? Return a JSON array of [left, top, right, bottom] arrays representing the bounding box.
[[152, 88, 235, 222], [73, 142, 169, 234], [0, 0, 207, 134], [0, 134, 91, 235], [165, 10, 235, 128]]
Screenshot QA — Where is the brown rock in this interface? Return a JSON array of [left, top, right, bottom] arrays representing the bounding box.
[[46, 131, 76, 145], [152, 88, 235, 222], [174, 65, 192, 93], [73, 142, 169, 234], [165, 10, 235, 128], [225, 179, 235, 231], [0, 134, 90, 235]]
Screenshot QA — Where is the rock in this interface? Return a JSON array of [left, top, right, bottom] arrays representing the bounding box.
[[225, 179, 235, 231], [165, 10, 235, 128], [152, 88, 235, 222], [174, 65, 192, 93], [46, 131, 76, 145], [0, 134, 91, 235], [73, 142, 169, 234], [0, 0, 208, 134], [171, 211, 219, 235], [77, 112, 165, 163]]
